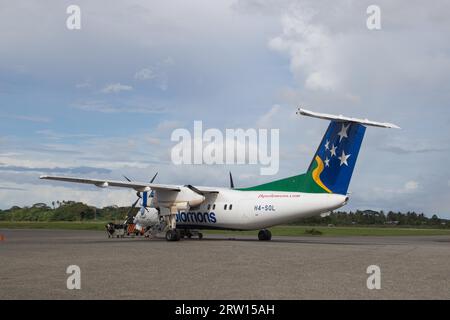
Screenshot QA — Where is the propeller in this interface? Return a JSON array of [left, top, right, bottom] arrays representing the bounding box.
[[150, 172, 158, 183], [125, 197, 140, 224], [122, 173, 158, 223], [229, 171, 235, 189]]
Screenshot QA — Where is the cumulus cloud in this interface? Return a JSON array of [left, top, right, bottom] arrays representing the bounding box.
[[134, 58, 174, 90], [75, 80, 92, 89], [101, 83, 133, 93], [0, 114, 51, 123], [73, 101, 167, 114], [0, 165, 112, 175], [404, 180, 419, 191], [134, 68, 156, 81], [256, 104, 282, 128], [268, 5, 338, 91]]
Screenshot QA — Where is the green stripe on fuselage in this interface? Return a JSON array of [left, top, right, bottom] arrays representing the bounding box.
[[237, 160, 328, 193]]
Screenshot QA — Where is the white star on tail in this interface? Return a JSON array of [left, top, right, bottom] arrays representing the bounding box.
[[330, 144, 337, 157], [338, 150, 351, 166], [324, 157, 330, 167], [324, 140, 330, 150], [337, 123, 350, 142]]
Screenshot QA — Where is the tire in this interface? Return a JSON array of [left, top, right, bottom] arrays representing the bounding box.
[[198, 233, 203, 240], [165, 229, 181, 241], [258, 229, 272, 241]]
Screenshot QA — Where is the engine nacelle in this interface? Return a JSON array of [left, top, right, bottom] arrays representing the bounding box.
[[153, 186, 205, 209]]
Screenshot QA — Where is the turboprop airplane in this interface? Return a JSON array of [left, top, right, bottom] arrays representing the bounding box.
[[40, 108, 400, 241]]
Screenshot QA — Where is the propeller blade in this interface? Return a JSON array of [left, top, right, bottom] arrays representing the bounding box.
[[125, 197, 140, 222], [185, 184, 204, 195], [229, 171, 235, 189], [131, 197, 140, 208], [123, 175, 132, 182], [150, 172, 158, 183]]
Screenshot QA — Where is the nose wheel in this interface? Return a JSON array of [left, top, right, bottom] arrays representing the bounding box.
[[258, 229, 272, 241]]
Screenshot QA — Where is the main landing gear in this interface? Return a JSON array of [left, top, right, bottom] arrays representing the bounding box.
[[258, 229, 272, 241], [165, 229, 204, 241], [165, 229, 181, 241]]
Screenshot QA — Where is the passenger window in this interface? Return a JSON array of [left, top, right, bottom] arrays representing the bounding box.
[[213, 204, 216, 210], [207, 204, 211, 210], [229, 204, 233, 210], [224, 204, 227, 210]]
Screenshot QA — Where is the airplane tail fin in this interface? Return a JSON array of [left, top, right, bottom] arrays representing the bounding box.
[[240, 108, 399, 195], [299, 108, 400, 195], [305, 120, 366, 195]]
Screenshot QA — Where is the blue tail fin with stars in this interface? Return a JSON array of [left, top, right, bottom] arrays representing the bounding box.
[[240, 109, 399, 195], [301, 108, 399, 195], [307, 121, 366, 195]]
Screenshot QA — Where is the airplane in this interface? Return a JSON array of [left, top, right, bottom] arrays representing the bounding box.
[[40, 108, 400, 241]]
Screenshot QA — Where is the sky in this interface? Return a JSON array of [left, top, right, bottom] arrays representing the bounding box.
[[0, 0, 449, 217]]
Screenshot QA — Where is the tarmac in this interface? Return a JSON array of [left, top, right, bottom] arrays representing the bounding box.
[[0, 229, 449, 299]]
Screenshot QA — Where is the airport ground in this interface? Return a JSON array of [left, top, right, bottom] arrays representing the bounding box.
[[0, 228, 449, 299]]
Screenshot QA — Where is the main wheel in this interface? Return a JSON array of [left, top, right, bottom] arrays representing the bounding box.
[[165, 229, 181, 241], [198, 233, 203, 240], [258, 229, 272, 241]]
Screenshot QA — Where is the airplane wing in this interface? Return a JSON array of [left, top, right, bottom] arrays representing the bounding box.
[[39, 175, 181, 192], [39, 175, 220, 194]]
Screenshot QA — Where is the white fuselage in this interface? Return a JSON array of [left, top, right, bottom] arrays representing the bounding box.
[[137, 188, 348, 231]]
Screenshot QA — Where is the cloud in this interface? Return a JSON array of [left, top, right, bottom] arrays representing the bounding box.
[[267, 0, 450, 100], [101, 83, 133, 93], [377, 136, 448, 154], [156, 120, 184, 132], [73, 101, 167, 114], [256, 104, 282, 128], [404, 180, 419, 191], [134, 58, 174, 90], [0, 114, 51, 123], [134, 68, 156, 80], [0, 165, 112, 175], [36, 129, 98, 140], [0, 183, 135, 210], [75, 80, 92, 89], [268, 5, 338, 91], [0, 186, 27, 191], [381, 145, 446, 155]]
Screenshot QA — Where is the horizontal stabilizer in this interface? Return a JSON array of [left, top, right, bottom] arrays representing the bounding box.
[[298, 108, 400, 129]]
